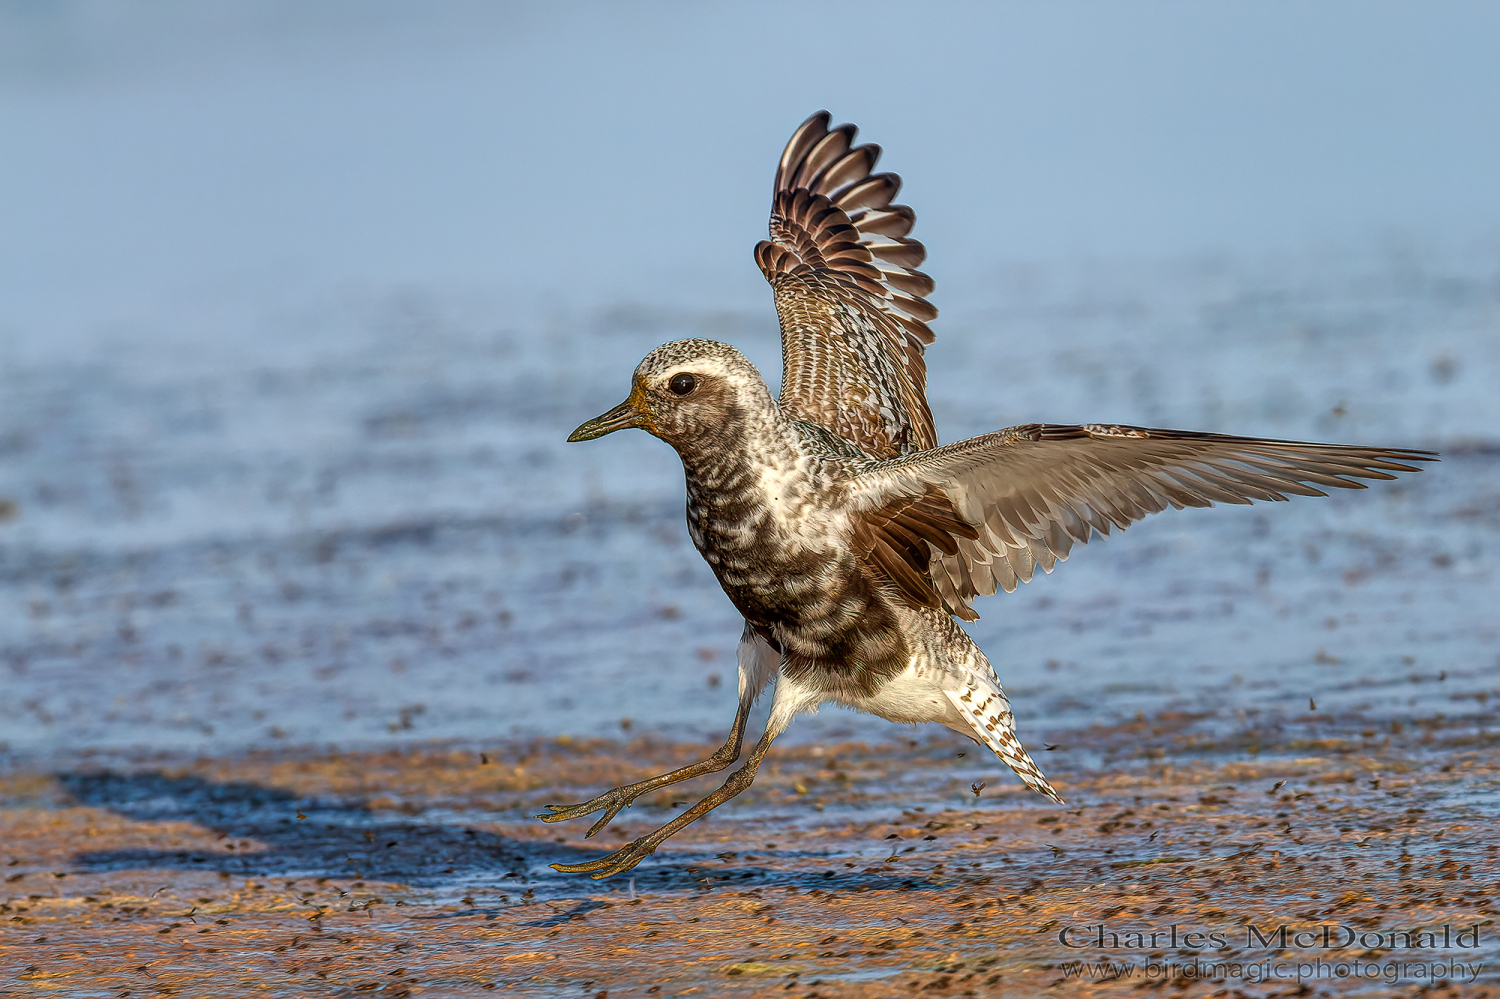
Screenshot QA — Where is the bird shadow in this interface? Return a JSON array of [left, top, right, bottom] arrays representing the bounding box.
[[53, 769, 950, 898], [53, 768, 580, 886]]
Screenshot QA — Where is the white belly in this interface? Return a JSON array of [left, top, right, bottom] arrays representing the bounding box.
[[840, 657, 964, 729]]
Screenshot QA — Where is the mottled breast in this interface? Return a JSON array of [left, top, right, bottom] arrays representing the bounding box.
[[683, 458, 908, 688], [683, 459, 842, 626]]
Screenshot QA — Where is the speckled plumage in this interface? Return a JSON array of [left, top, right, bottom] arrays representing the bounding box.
[[544, 112, 1434, 879]]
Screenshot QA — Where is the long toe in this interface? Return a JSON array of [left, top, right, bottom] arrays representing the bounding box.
[[549, 856, 615, 874], [538, 788, 637, 834], [537, 803, 590, 823], [538, 791, 620, 823], [584, 804, 627, 838], [551, 837, 658, 879]]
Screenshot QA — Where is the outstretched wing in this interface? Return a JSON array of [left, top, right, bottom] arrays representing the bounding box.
[[849, 424, 1435, 621], [756, 111, 938, 458]]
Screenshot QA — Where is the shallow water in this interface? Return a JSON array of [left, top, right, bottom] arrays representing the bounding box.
[[2, 252, 1496, 759]]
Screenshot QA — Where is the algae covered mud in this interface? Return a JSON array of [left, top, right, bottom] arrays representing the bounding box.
[[1, 711, 1498, 997]]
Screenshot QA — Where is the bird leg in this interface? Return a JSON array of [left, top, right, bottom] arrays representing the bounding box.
[[550, 723, 779, 879], [537, 696, 753, 839]]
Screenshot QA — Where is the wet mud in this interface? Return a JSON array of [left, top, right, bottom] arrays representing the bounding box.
[[3, 707, 1497, 997]]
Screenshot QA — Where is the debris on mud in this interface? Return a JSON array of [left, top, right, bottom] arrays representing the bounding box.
[[3, 708, 1497, 996]]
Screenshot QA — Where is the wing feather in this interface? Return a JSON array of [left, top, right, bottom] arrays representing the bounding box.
[[834, 174, 900, 212], [758, 111, 938, 457], [848, 424, 1434, 620]]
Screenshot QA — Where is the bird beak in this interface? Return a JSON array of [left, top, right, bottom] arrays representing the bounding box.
[[568, 390, 648, 442]]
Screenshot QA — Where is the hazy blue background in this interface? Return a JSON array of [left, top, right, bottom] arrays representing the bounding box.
[[1, 2, 1497, 756], [5, 1, 1498, 356]]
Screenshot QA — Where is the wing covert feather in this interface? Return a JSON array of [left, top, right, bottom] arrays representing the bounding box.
[[850, 424, 1435, 620]]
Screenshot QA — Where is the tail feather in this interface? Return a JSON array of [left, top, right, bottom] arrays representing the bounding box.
[[945, 682, 1064, 804]]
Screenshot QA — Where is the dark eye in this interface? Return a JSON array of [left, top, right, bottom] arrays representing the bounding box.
[[668, 373, 696, 395]]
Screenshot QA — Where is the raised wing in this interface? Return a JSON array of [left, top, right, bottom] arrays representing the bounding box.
[[850, 424, 1435, 621], [756, 111, 938, 458]]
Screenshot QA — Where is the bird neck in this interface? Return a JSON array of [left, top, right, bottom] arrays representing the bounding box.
[[673, 401, 803, 493]]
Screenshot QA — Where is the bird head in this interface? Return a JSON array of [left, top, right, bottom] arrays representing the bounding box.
[[568, 339, 772, 451]]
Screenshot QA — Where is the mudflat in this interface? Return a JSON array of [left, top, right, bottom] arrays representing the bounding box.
[[3, 705, 1496, 997]]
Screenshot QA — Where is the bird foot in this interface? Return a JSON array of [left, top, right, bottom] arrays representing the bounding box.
[[537, 784, 644, 838], [550, 831, 664, 879]]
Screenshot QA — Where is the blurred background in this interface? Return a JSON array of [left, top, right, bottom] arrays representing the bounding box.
[[2, 1, 1497, 758]]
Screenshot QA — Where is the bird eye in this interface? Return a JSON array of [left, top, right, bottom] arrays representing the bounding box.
[[668, 373, 696, 395]]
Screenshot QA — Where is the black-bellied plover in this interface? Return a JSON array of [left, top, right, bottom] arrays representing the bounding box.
[[543, 111, 1433, 878]]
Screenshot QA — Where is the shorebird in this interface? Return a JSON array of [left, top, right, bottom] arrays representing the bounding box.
[[544, 111, 1433, 878]]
